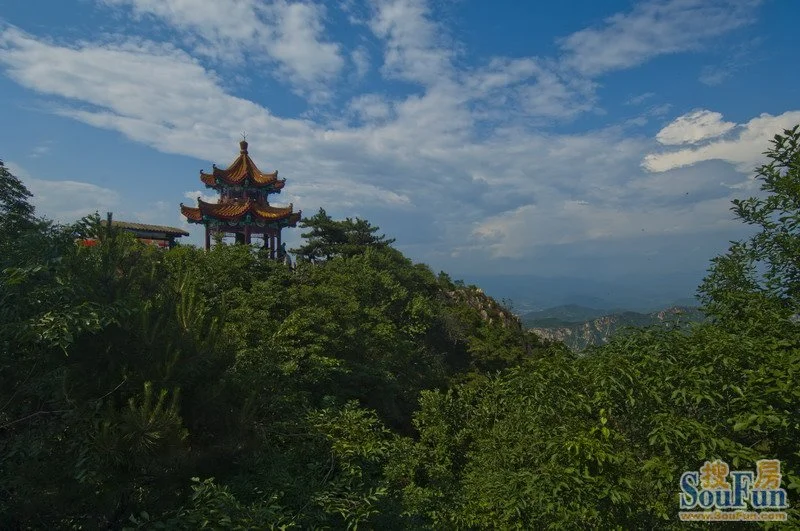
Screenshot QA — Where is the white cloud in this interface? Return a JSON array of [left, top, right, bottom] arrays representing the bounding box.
[[7, 162, 120, 223], [626, 92, 655, 106], [463, 58, 596, 120], [351, 45, 370, 79], [644, 111, 800, 173], [288, 179, 411, 210], [655, 110, 736, 145], [473, 196, 738, 258], [0, 0, 784, 280], [518, 68, 596, 119], [267, 2, 343, 90], [369, 0, 454, 86], [348, 94, 393, 122], [465, 57, 540, 94], [0, 27, 447, 211], [365, 1, 595, 121], [0, 28, 317, 163], [131, 200, 189, 229], [560, 0, 762, 76], [98, 0, 343, 97], [362, 0, 758, 129], [184, 190, 217, 204]]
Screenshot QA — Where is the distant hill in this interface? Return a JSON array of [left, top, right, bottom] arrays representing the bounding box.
[[461, 273, 703, 314], [522, 304, 625, 326], [527, 306, 705, 351]]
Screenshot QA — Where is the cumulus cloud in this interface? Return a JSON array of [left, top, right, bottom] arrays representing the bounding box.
[[348, 94, 393, 122], [98, 0, 344, 97], [363, 0, 760, 130], [7, 162, 120, 223], [644, 111, 800, 173], [0, 27, 317, 163], [368, 0, 454, 86], [655, 110, 736, 145], [366, 2, 597, 122], [184, 190, 218, 204], [351, 45, 371, 79]]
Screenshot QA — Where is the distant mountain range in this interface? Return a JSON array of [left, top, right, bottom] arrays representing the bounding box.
[[522, 304, 625, 325], [461, 273, 703, 314], [525, 305, 706, 351]]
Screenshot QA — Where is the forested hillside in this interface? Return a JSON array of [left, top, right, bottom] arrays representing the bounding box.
[[528, 306, 705, 351], [2, 126, 800, 528]]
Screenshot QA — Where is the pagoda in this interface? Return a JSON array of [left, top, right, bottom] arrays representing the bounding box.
[[180, 140, 301, 256]]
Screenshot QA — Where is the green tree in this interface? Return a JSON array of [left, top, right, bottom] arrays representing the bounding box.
[[292, 208, 395, 262], [0, 160, 35, 235], [17, 135, 799, 530], [0, 160, 44, 269], [699, 125, 800, 321], [388, 127, 800, 528]]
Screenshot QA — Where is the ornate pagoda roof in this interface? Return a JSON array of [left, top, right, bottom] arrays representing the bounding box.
[[200, 140, 286, 189], [180, 198, 301, 225]]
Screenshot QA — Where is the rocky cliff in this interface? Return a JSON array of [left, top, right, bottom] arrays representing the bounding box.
[[444, 285, 522, 330], [528, 306, 704, 351]]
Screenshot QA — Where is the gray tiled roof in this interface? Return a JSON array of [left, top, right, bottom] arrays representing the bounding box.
[[111, 220, 189, 237]]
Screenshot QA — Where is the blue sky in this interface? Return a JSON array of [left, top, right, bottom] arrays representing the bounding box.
[[1, 0, 799, 306]]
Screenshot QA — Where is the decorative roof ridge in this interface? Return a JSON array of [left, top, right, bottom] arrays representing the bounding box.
[[197, 142, 281, 188], [111, 220, 190, 236], [238, 154, 278, 179], [196, 197, 293, 210]]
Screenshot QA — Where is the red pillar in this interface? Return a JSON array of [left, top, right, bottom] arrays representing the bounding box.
[[204, 225, 210, 250]]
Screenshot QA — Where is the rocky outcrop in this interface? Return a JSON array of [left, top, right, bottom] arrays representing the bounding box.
[[444, 285, 522, 330], [528, 306, 704, 351]]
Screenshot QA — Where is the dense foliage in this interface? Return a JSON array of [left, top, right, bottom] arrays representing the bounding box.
[[1, 128, 799, 528]]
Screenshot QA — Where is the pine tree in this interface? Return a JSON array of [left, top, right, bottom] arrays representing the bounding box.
[[292, 208, 395, 262]]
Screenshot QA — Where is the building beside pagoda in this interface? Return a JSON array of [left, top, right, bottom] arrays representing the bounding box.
[[78, 213, 189, 249], [180, 140, 301, 257], [110, 219, 189, 248]]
